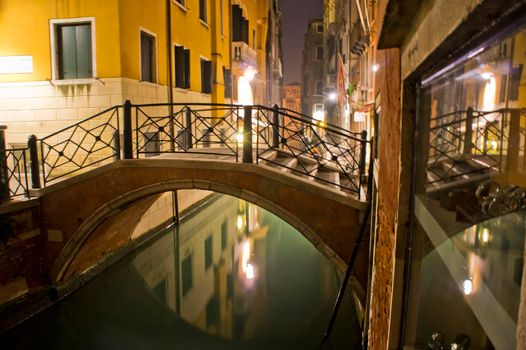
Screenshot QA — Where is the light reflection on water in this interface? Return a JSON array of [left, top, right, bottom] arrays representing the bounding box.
[[2, 194, 360, 349]]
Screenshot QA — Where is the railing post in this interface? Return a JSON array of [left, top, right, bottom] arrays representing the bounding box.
[[123, 100, 133, 159], [113, 131, 121, 161], [0, 126, 10, 200], [506, 109, 521, 172], [464, 107, 474, 158], [185, 107, 193, 150], [272, 104, 280, 148], [28, 134, 41, 189], [359, 130, 367, 190], [243, 106, 253, 163]]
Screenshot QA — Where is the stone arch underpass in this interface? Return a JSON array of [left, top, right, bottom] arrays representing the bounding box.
[[39, 159, 369, 294]]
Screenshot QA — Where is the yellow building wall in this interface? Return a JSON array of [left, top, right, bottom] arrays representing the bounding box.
[[0, 0, 121, 82], [119, 0, 167, 85]]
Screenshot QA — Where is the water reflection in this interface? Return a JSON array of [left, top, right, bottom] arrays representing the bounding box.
[[2, 194, 360, 349]]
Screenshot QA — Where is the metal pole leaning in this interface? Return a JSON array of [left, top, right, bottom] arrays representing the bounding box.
[[123, 100, 133, 159], [272, 104, 280, 148], [28, 134, 41, 189], [243, 106, 253, 163]]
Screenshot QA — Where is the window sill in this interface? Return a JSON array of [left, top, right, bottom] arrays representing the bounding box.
[[51, 78, 98, 86], [200, 20, 210, 29], [139, 80, 160, 87], [173, 1, 188, 12]]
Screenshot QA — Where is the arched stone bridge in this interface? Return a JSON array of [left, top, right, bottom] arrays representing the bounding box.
[[38, 158, 369, 292]]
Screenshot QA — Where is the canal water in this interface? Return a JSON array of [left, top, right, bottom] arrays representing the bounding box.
[[2, 194, 361, 349]]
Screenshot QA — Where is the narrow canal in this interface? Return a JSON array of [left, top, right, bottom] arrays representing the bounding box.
[[2, 193, 361, 349]]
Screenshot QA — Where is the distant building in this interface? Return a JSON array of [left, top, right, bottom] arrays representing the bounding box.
[[282, 83, 302, 113], [300, 19, 324, 120]]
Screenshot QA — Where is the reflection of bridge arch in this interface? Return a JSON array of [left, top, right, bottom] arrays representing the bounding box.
[[43, 159, 367, 290]]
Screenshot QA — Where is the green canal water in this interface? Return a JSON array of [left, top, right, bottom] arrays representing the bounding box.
[[2, 194, 360, 349]]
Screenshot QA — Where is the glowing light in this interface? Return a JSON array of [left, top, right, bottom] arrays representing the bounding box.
[[482, 74, 496, 111], [236, 133, 244, 144], [490, 140, 498, 150], [313, 110, 325, 121], [237, 214, 243, 229], [481, 228, 490, 243], [328, 92, 337, 101], [480, 72, 493, 80], [462, 279, 473, 295], [243, 67, 257, 81], [372, 63, 379, 72], [246, 263, 255, 279], [237, 76, 253, 105]]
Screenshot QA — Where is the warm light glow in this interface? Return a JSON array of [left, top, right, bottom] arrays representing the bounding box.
[[463, 279, 473, 295], [490, 140, 498, 150], [372, 63, 379, 72], [236, 133, 244, 144], [243, 66, 257, 81], [237, 214, 243, 229], [328, 92, 337, 101], [237, 76, 253, 105], [313, 110, 325, 121], [482, 74, 496, 111], [246, 263, 255, 279], [480, 72, 493, 80], [481, 228, 490, 243]]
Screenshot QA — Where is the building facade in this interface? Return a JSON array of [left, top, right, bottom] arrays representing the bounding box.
[[300, 18, 324, 120], [0, 0, 281, 147], [367, 0, 526, 349], [282, 83, 301, 113]]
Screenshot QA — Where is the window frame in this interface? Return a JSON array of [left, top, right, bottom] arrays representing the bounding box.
[[315, 80, 323, 95], [316, 24, 323, 33], [174, 44, 191, 89], [200, 57, 212, 94], [49, 17, 97, 83], [316, 46, 323, 60], [139, 28, 158, 84], [199, 0, 208, 24]]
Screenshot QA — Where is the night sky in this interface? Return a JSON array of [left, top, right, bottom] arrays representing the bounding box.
[[280, 0, 323, 84]]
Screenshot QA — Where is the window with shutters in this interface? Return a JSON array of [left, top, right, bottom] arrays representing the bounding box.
[[140, 31, 156, 83], [201, 58, 212, 94], [223, 67, 231, 98], [175, 45, 190, 89], [199, 0, 208, 23], [232, 5, 249, 44], [50, 18, 95, 80]]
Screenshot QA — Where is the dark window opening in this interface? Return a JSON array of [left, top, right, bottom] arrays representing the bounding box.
[[182, 254, 193, 296], [175, 45, 190, 89], [205, 235, 213, 270], [199, 0, 207, 23], [223, 67, 231, 98], [140, 31, 156, 83], [201, 59, 212, 94]]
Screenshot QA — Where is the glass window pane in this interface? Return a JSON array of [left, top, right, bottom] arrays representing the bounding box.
[[59, 26, 78, 79], [75, 24, 92, 78]]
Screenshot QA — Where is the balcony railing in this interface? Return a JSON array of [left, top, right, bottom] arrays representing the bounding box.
[[232, 41, 257, 67]]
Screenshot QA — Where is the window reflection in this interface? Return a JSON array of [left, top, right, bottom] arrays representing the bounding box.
[[407, 21, 526, 349]]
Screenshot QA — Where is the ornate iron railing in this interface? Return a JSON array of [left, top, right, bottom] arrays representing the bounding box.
[[0, 101, 370, 201], [427, 108, 526, 187], [38, 106, 121, 185], [0, 147, 29, 198]]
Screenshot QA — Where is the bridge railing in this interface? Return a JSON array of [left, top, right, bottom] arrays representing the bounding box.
[[427, 107, 526, 187], [1, 101, 370, 201]]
